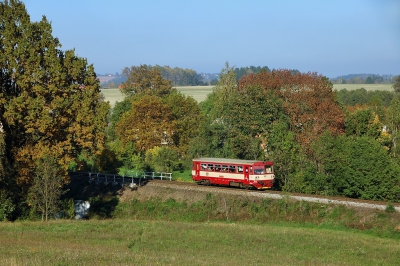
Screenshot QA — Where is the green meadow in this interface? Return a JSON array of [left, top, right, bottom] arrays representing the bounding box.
[[1, 219, 399, 265]]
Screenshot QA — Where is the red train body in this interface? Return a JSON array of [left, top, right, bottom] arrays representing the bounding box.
[[192, 158, 275, 190]]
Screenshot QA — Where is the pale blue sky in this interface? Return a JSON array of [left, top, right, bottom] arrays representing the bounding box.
[[23, 0, 399, 78]]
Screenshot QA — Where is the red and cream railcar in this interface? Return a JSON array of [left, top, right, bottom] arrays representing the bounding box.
[[192, 158, 275, 190]]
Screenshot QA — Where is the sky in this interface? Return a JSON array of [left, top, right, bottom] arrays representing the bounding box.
[[23, 0, 400, 78]]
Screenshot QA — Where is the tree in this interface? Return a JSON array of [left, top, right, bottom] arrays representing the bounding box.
[[120, 65, 175, 97], [238, 70, 345, 153], [164, 91, 203, 156], [28, 153, 65, 221], [0, 1, 108, 209], [387, 96, 400, 158], [393, 75, 400, 94], [115, 95, 177, 154]]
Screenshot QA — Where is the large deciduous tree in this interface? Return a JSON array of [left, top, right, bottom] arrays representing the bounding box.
[[120, 65, 175, 97], [239, 70, 346, 153], [0, 0, 108, 211], [115, 95, 177, 154]]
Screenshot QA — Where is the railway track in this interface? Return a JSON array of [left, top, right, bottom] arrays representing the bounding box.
[[145, 180, 400, 212]]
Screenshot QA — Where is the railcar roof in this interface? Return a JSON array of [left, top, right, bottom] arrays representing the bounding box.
[[192, 158, 272, 165]]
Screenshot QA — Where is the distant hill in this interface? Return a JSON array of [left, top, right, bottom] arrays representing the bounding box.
[[98, 75, 117, 84]]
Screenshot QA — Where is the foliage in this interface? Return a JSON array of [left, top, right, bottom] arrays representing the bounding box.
[[233, 65, 271, 80], [337, 88, 395, 107], [0, 1, 108, 219], [156, 65, 205, 86], [267, 118, 303, 190], [392, 75, 400, 93], [386, 96, 400, 159], [0, 190, 15, 221], [145, 146, 181, 172], [238, 70, 345, 154], [115, 95, 177, 154], [345, 108, 381, 138], [120, 64, 175, 97], [311, 133, 400, 201], [164, 91, 204, 156], [106, 97, 132, 141], [87, 195, 119, 219], [95, 147, 122, 173], [27, 154, 66, 221]]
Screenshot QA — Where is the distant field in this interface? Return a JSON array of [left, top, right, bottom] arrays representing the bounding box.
[[101, 86, 214, 106], [100, 88, 125, 107], [333, 84, 393, 91], [101, 84, 394, 107], [176, 85, 214, 102]]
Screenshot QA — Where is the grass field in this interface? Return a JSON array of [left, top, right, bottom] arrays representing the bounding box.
[[101, 84, 394, 107], [101, 86, 214, 106], [332, 83, 394, 91], [1, 219, 399, 265]]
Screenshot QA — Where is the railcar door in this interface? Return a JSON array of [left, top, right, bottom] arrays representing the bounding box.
[[244, 165, 250, 184], [195, 162, 200, 177]]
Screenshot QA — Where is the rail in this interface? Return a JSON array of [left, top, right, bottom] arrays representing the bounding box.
[[87, 171, 172, 187]]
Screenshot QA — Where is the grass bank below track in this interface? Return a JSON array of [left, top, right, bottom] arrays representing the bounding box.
[[1, 219, 399, 265]]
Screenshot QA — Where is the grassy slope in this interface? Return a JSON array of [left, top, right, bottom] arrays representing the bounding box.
[[1, 219, 399, 265]]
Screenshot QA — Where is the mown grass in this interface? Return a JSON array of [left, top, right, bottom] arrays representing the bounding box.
[[1, 218, 399, 266]]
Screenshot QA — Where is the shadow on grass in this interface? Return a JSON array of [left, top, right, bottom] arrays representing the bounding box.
[[63, 172, 131, 219]]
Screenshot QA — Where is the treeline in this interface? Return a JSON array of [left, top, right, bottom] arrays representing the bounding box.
[[331, 74, 396, 84], [337, 88, 396, 107], [233, 66, 299, 81], [121, 65, 206, 87]]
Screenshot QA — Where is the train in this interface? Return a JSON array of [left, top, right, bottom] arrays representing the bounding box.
[[192, 158, 275, 190]]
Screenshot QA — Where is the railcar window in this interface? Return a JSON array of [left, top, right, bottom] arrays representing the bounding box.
[[201, 164, 207, 170], [222, 165, 228, 172], [208, 164, 214, 171], [266, 166, 272, 173], [229, 166, 236, 173], [238, 166, 243, 173], [254, 166, 265, 174], [215, 164, 221, 171]]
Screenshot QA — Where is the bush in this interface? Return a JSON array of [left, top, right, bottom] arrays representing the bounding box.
[[0, 192, 15, 221]]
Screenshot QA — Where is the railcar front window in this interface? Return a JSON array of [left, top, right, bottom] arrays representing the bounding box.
[[254, 166, 265, 174]]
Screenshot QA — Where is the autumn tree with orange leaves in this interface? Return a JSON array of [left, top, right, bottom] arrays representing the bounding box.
[[238, 70, 346, 153]]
